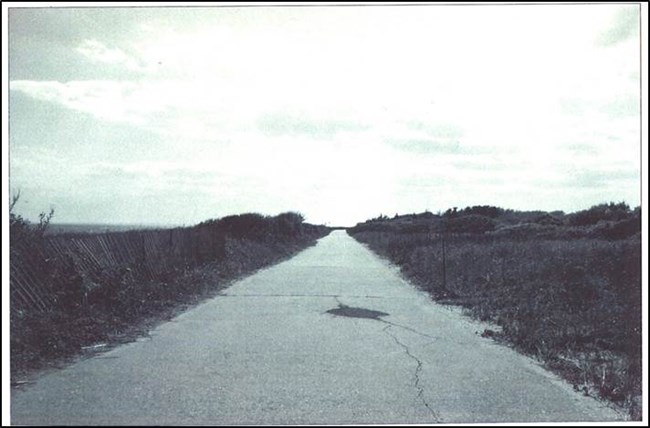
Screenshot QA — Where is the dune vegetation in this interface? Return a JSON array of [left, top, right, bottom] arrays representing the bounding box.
[[10, 204, 330, 379], [348, 203, 642, 420]]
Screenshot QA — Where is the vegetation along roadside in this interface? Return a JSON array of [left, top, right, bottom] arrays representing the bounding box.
[[10, 202, 330, 383], [347, 203, 642, 420]]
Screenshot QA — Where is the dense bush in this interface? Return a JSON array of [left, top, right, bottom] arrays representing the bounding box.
[[276, 211, 306, 237], [9, 193, 54, 253], [453, 205, 504, 218], [532, 213, 565, 226], [444, 214, 496, 234], [569, 202, 633, 226], [214, 213, 270, 238], [588, 214, 641, 240]]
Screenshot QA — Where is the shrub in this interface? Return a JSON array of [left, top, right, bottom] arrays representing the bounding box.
[[444, 214, 496, 234], [10, 192, 54, 250], [459, 205, 504, 218], [276, 212, 305, 237], [215, 213, 269, 238], [569, 202, 632, 226], [589, 215, 641, 240]]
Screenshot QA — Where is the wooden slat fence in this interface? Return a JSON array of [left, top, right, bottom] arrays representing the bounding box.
[[10, 225, 226, 315]]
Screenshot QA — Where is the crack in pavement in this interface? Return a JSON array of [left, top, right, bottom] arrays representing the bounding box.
[[328, 296, 443, 421], [382, 325, 441, 423], [334, 297, 439, 341], [378, 319, 440, 341]]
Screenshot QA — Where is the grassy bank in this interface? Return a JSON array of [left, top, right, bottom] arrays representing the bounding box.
[[11, 211, 330, 379], [348, 203, 641, 420]]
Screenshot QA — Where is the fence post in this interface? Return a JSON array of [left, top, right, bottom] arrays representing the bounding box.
[[169, 229, 174, 264], [442, 232, 447, 292], [141, 233, 146, 264]]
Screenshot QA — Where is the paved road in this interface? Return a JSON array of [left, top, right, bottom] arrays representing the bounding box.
[[11, 230, 623, 425]]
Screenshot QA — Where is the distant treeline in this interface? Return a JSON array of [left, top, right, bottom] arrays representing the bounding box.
[[354, 202, 640, 240], [348, 202, 641, 420]]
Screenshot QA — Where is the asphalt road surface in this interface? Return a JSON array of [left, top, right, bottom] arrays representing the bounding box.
[[11, 230, 624, 425]]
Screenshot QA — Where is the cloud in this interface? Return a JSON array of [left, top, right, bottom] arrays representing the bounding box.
[[563, 143, 599, 156], [602, 93, 640, 118], [9, 152, 274, 224], [7, 5, 643, 225], [386, 138, 461, 155], [560, 93, 640, 119], [559, 98, 591, 117], [407, 121, 464, 139], [598, 6, 639, 46], [564, 168, 640, 189], [256, 112, 368, 139], [10, 77, 375, 142], [380, 121, 486, 156], [10, 80, 165, 124], [76, 39, 149, 72]]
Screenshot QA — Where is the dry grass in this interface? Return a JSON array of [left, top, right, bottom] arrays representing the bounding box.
[[11, 213, 330, 381], [349, 218, 641, 420]]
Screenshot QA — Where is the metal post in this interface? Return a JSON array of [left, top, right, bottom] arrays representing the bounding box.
[[441, 233, 447, 292]]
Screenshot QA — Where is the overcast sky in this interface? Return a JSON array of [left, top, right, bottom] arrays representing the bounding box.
[[7, 3, 642, 227]]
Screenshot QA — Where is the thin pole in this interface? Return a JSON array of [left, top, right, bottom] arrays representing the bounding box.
[[441, 233, 447, 292]]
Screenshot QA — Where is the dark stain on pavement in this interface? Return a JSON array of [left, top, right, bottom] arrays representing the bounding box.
[[326, 303, 389, 320]]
